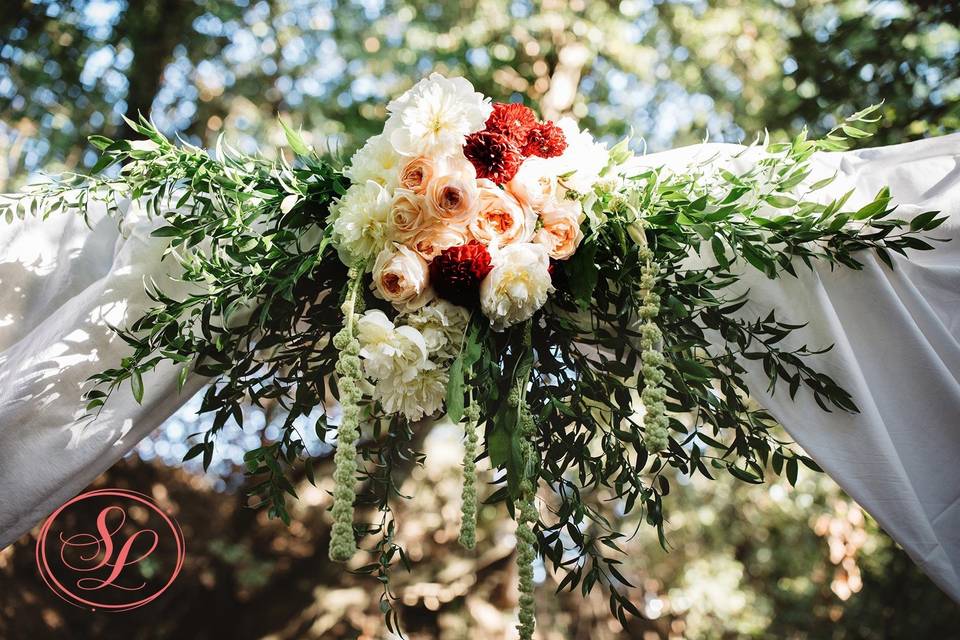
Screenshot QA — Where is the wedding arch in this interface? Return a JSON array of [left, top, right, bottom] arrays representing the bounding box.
[[1, 75, 958, 636]]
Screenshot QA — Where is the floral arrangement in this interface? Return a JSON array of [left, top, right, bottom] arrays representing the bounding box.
[[3, 75, 945, 637]]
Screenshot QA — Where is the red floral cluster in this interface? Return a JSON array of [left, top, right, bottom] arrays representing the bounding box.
[[428, 240, 493, 307], [462, 102, 567, 185]]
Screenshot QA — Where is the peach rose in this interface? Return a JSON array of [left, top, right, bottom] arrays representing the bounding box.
[[399, 157, 435, 194], [533, 198, 584, 260], [505, 157, 559, 212], [424, 170, 479, 228], [372, 244, 435, 312], [409, 225, 471, 262], [469, 180, 536, 247], [389, 189, 426, 243]]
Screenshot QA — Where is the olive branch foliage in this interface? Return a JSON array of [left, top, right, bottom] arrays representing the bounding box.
[[1, 106, 946, 627]]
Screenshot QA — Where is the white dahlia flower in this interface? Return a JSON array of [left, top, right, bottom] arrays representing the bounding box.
[[386, 73, 492, 157]]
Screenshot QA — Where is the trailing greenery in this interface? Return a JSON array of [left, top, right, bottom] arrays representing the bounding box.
[[1, 106, 947, 631]]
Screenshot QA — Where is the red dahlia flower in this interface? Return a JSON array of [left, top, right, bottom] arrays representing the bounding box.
[[463, 131, 524, 185], [522, 121, 567, 158], [485, 102, 538, 145], [428, 240, 493, 308]]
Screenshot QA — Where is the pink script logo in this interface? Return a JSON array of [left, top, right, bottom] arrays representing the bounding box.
[[35, 488, 185, 611]]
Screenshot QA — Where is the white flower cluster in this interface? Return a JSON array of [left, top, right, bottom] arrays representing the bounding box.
[[356, 301, 468, 421]]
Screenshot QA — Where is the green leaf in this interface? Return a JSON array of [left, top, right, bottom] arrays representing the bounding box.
[[853, 188, 890, 219], [565, 237, 598, 308], [177, 365, 190, 392], [184, 442, 206, 462], [786, 457, 799, 486], [279, 119, 311, 157], [151, 226, 183, 238], [909, 210, 941, 231], [446, 355, 465, 423], [728, 465, 763, 484], [462, 321, 483, 369], [130, 370, 144, 404], [765, 195, 796, 208], [673, 358, 713, 380]]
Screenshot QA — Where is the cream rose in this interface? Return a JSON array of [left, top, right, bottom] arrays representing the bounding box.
[[424, 171, 479, 228], [372, 244, 434, 312], [389, 189, 426, 243], [409, 224, 470, 262], [480, 243, 554, 331], [470, 180, 536, 248], [505, 158, 559, 211], [534, 198, 585, 260]]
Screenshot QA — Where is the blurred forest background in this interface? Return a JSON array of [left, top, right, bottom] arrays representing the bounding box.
[[1, 0, 959, 638]]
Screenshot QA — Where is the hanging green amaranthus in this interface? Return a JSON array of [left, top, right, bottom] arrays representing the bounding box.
[[638, 245, 668, 453], [329, 262, 366, 562], [458, 399, 481, 550]]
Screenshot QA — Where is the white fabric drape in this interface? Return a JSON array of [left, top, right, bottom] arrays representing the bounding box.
[[1, 134, 958, 600]]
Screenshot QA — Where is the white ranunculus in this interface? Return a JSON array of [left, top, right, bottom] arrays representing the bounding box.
[[372, 244, 434, 312], [405, 299, 470, 360], [329, 180, 392, 266], [343, 134, 401, 190], [385, 73, 492, 157], [480, 243, 554, 331]]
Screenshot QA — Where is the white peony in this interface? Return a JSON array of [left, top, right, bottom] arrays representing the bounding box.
[[371, 244, 435, 312], [480, 243, 554, 331], [343, 134, 402, 190], [386, 73, 492, 157], [329, 180, 392, 266], [405, 299, 470, 360]]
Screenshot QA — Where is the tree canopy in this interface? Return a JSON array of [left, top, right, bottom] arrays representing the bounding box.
[[2, 0, 957, 190]]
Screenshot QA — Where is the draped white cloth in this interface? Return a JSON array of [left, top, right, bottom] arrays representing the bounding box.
[[1, 134, 958, 601]]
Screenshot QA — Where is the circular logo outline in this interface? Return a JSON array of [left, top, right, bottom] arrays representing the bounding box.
[[36, 488, 185, 611]]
